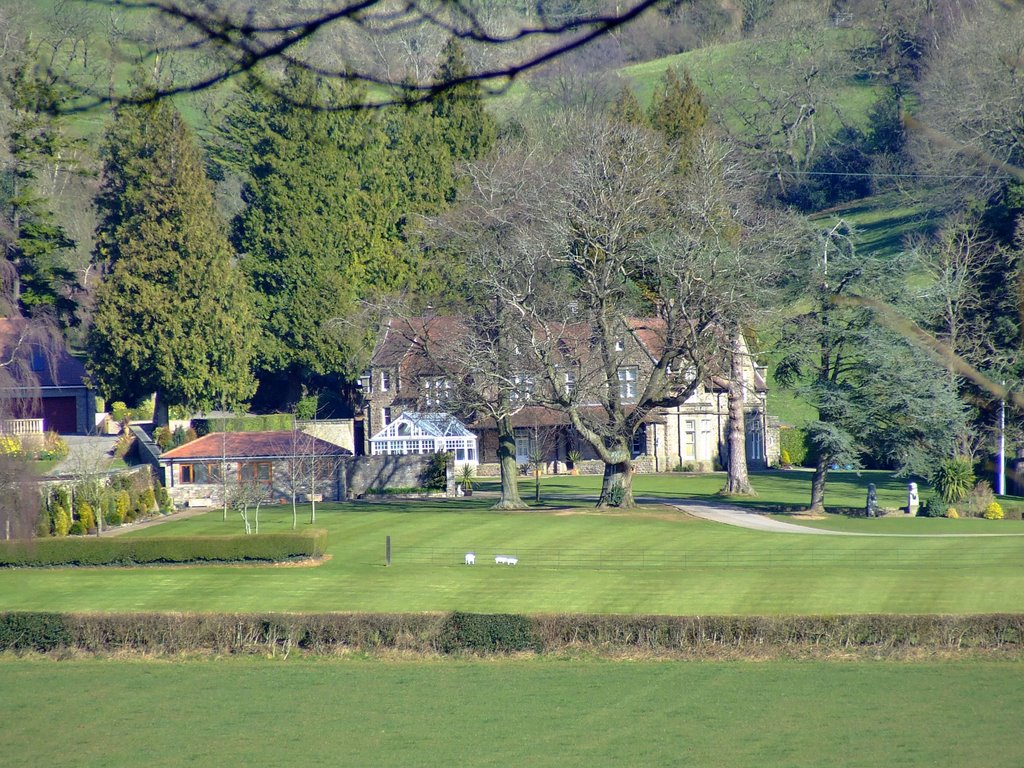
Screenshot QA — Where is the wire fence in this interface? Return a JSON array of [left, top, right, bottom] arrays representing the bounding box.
[[395, 544, 1024, 570]]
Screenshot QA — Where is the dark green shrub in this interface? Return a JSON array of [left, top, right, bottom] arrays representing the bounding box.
[[421, 452, 450, 491], [153, 426, 173, 450], [0, 612, 71, 651], [156, 486, 173, 515], [68, 520, 86, 536], [436, 612, 539, 653], [918, 498, 948, 518]]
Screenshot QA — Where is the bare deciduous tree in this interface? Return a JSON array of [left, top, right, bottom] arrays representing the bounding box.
[[72, 0, 667, 108]]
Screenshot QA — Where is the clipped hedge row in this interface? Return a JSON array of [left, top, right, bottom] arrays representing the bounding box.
[[2, 612, 1023, 656], [0, 530, 328, 567], [193, 414, 295, 436]]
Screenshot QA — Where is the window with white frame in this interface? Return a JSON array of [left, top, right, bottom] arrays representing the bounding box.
[[422, 377, 453, 408], [511, 373, 535, 404], [614, 338, 624, 352], [617, 366, 638, 401], [381, 370, 391, 391], [564, 371, 576, 397], [683, 419, 696, 460], [382, 407, 392, 426]]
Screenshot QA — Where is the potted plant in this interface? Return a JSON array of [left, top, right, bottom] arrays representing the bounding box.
[[459, 464, 475, 496], [567, 450, 582, 476]]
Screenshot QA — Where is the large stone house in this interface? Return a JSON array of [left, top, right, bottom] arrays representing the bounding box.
[[362, 317, 779, 475]]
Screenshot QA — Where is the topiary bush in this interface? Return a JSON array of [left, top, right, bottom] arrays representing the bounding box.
[[933, 458, 975, 503], [75, 500, 95, 532], [984, 501, 1004, 520], [779, 427, 813, 467]]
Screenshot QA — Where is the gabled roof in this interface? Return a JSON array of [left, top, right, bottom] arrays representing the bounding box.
[[370, 412, 475, 441], [0, 317, 89, 390], [159, 431, 351, 461]]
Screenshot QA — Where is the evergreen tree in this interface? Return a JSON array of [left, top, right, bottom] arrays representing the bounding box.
[[608, 85, 647, 128], [648, 67, 709, 171], [88, 90, 257, 423], [226, 70, 399, 396], [218, 68, 472, 401], [431, 39, 496, 169], [1, 65, 79, 325]]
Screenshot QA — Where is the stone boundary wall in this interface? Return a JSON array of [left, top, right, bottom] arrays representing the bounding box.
[[343, 454, 454, 498], [476, 457, 656, 477]]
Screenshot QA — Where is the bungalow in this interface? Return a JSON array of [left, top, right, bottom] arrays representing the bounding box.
[[363, 316, 780, 475], [158, 431, 351, 507]]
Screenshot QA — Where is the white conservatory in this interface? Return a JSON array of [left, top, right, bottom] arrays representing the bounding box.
[[369, 412, 479, 466]]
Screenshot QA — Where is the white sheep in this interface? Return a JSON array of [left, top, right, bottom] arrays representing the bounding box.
[[494, 555, 518, 565], [464, 552, 476, 565]]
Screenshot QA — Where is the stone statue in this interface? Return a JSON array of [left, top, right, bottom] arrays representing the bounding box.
[[907, 482, 919, 516], [865, 483, 879, 517]]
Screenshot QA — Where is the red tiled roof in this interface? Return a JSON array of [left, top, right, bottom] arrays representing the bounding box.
[[159, 431, 351, 461]]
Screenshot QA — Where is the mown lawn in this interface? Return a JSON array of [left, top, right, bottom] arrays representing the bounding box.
[[2, 657, 1022, 767], [3, 473, 1024, 615]]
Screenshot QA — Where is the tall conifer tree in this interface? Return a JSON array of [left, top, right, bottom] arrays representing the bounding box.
[[648, 68, 709, 172], [88, 90, 256, 423], [431, 39, 495, 169]]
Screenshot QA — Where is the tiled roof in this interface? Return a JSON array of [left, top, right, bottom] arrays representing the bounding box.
[[159, 431, 351, 461], [0, 317, 89, 390]]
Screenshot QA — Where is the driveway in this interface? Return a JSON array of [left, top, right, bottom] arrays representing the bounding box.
[[49, 435, 120, 476], [672, 499, 1024, 537]]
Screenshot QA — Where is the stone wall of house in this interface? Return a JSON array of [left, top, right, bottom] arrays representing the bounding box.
[[342, 454, 454, 497]]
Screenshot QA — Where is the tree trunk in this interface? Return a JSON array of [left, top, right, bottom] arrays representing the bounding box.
[[153, 391, 170, 428], [723, 334, 756, 496], [598, 459, 635, 508], [810, 455, 829, 512], [493, 414, 527, 510]]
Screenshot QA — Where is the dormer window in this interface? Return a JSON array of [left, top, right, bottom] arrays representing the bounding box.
[[30, 347, 46, 372]]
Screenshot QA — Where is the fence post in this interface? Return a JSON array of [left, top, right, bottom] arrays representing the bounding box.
[[386, 535, 391, 567]]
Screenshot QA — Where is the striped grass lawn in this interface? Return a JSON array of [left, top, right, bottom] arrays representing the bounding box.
[[2, 657, 1023, 767], [3, 473, 1024, 615]]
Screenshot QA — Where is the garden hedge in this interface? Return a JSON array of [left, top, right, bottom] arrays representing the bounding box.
[[0, 530, 328, 567], [2, 612, 1022, 657]]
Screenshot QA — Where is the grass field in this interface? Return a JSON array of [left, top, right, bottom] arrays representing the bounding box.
[[2, 657, 1022, 767], [4, 473, 1024, 615]]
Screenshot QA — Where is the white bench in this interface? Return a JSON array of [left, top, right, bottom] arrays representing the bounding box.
[[187, 498, 213, 508], [494, 555, 518, 565]]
